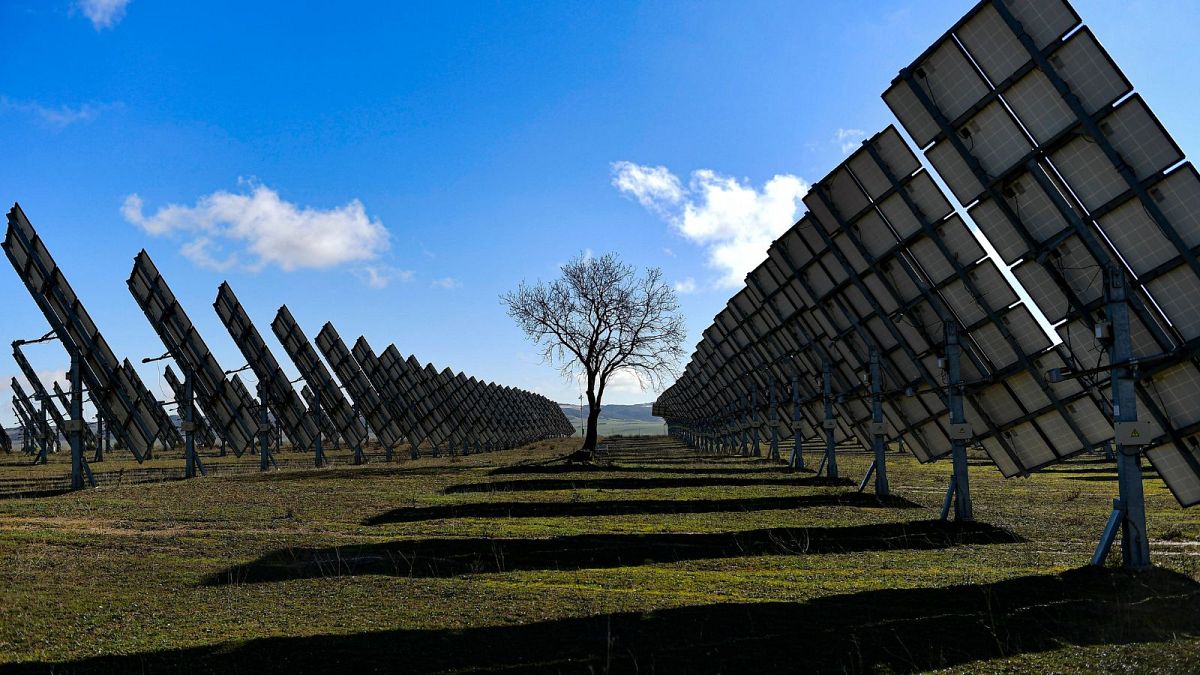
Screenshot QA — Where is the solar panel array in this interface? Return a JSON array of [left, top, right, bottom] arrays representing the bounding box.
[[4, 205, 161, 460], [656, 0, 1200, 511], [882, 0, 1200, 506], [4, 209, 569, 480], [162, 365, 218, 449], [128, 251, 260, 457], [214, 282, 321, 452], [315, 322, 406, 459], [354, 337, 572, 455], [11, 345, 96, 450], [10, 378, 52, 451], [272, 305, 370, 462], [301, 384, 342, 449], [121, 358, 185, 450]]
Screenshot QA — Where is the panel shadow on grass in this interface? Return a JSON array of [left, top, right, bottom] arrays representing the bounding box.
[[487, 463, 801, 476], [203, 520, 1018, 585], [444, 475, 854, 494], [21, 567, 1200, 674], [365, 492, 921, 524]]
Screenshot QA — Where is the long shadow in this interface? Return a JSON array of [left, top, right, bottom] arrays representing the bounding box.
[[444, 475, 854, 494], [202, 520, 1017, 585], [17, 567, 1199, 674], [0, 487, 73, 500], [1039, 466, 1120, 475], [226, 464, 476, 483], [488, 463, 797, 476], [365, 492, 922, 524]]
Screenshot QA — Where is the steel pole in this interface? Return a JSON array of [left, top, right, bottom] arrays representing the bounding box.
[[1096, 266, 1150, 569], [870, 348, 888, 496], [69, 356, 85, 489], [945, 323, 973, 521], [822, 361, 837, 479]]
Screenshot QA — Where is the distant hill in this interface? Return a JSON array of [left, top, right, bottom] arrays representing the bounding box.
[[558, 402, 664, 437]]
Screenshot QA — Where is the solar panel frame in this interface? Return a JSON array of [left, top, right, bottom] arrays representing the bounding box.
[[271, 305, 369, 453], [885, 0, 1200, 500], [316, 322, 406, 454], [162, 364, 217, 448], [127, 251, 257, 456], [214, 283, 320, 452], [5, 206, 161, 460]]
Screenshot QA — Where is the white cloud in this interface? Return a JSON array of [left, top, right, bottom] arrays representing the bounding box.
[[354, 265, 414, 289], [122, 183, 391, 277], [835, 128, 866, 155], [673, 277, 697, 294], [0, 97, 115, 129], [610, 161, 683, 218], [430, 276, 462, 289], [612, 162, 808, 287], [662, 247, 675, 257], [576, 367, 647, 397], [78, 0, 129, 29]]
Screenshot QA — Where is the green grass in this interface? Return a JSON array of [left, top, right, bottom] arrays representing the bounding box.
[[0, 437, 1198, 673]]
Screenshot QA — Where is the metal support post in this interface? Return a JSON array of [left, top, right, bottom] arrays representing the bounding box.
[[944, 323, 973, 522], [258, 380, 273, 471], [68, 356, 93, 489], [312, 387, 326, 467], [1091, 266, 1150, 570], [35, 399, 49, 464], [94, 412, 105, 462], [870, 348, 889, 496], [822, 361, 837, 479], [182, 368, 206, 478], [789, 374, 804, 471], [768, 376, 780, 461], [751, 383, 761, 457]]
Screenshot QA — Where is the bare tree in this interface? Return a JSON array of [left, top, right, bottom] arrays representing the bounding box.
[[503, 252, 686, 454]]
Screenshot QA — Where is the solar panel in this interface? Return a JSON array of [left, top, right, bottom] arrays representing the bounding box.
[[315, 323, 406, 457], [884, 0, 1200, 505], [4, 205, 161, 460], [213, 282, 320, 452], [120, 358, 184, 450], [300, 385, 341, 447], [10, 378, 53, 449], [271, 305, 368, 461], [162, 365, 217, 448], [127, 251, 258, 456], [10, 345, 95, 449], [351, 337, 420, 457]]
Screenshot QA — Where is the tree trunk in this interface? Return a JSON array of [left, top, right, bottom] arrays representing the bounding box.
[[583, 404, 600, 452]]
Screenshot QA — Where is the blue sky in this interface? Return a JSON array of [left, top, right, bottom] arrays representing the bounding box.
[[2, 0, 1199, 427]]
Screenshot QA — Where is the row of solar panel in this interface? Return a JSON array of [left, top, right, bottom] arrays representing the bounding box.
[[4, 205, 573, 466], [656, 0, 1200, 508]]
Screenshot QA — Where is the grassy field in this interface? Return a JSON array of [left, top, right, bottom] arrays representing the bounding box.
[[1, 436, 1199, 673]]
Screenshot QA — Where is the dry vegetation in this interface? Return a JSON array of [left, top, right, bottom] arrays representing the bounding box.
[[0, 436, 1198, 673]]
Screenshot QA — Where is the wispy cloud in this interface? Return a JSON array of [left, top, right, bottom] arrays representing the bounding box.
[[673, 277, 697, 294], [610, 161, 683, 219], [122, 181, 391, 279], [0, 97, 116, 129], [662, 247, 675, 258], [430, 276, 462, 289], [835, 128, 866, 155], [77, 0, 130, 30], [612, 162, 808, 288], [353, 265, 414, 289]]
